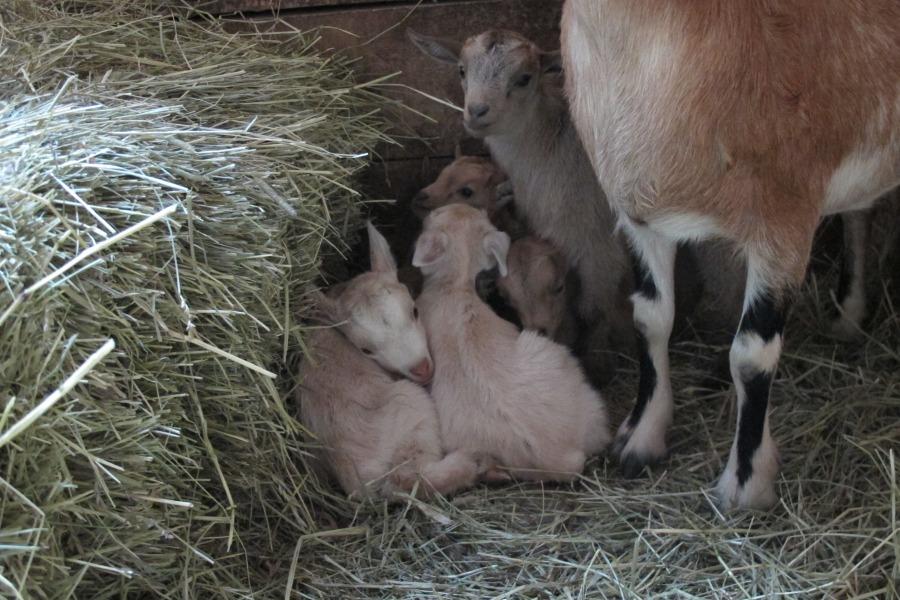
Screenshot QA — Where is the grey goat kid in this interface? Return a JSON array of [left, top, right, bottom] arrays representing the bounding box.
[[409, 28, 633, 386]]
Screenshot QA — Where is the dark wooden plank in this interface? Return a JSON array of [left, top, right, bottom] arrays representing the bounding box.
[[226, 0, 564, 160], [196, 0, 410, 16]]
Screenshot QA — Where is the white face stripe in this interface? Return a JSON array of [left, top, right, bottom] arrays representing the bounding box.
[[343, 283, 431, 379]]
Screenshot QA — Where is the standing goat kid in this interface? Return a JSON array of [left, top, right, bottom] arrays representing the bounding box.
[[414, 203, 611, 481], [296, 223, 481, 499], [562, 0, 900, 509], [409, 28, 633, 386]]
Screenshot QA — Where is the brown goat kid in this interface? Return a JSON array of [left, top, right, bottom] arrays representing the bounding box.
[[412, 151, 529, 239], [562, 0, 900, 509]]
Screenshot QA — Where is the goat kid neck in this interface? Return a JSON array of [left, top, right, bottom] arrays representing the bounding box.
[[482, 94, 566, 180], [419, 252, 486, 292]]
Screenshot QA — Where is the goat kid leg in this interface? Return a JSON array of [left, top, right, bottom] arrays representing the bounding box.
[[614, 223, 676, 477], [420, 451, 479, 496], [715, 261, 791, 510], [831, 210, 870, 340]]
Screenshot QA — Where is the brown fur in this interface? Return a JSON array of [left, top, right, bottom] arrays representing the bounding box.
[[563, 0, 900, 286]]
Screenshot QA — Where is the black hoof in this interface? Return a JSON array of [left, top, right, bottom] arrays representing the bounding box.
[[620, 452, 654, 479]]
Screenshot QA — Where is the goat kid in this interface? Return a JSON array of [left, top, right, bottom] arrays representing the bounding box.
[[296, 222, 481, 499], [409, 28, 634, 386], [497, 235, 579, 346], [562, 0, 900, 509], [412, 147, 528, 239], [414, 203, 611, 481]]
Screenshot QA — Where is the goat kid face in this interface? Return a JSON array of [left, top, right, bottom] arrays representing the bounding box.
[[409, 29, 562, 138], [413, 203, 510, 283], [321, 223, 434, 384], [412, 155, 508, 219], [497, 237, 568, 338]]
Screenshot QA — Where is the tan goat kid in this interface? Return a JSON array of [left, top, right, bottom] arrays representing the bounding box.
[[296, 223, 482, 499], [562, 0, 900, 510], [414, 204, 611, 481]]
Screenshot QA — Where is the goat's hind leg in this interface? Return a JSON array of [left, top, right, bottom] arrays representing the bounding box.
[[615, 223, 677, 477]]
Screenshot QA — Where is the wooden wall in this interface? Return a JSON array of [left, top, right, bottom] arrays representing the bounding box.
[[198, 0, 563, 258]]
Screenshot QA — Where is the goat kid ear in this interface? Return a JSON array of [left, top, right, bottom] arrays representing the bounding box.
[[366, 221, 397, 274], [454, 142, 463, 160], [310, 289, 344, 324], [540, 50, 563, 75], [412, 230, 448, 269], [548, 246, 568, 275], [483, 230, 511, 277], [407, 29, 461, 64]]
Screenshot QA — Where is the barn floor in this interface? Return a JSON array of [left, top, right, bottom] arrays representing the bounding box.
[[288, 217, 900, 599]]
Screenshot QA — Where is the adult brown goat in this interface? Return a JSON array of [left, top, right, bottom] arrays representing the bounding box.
[[562, 0, 900, 510]]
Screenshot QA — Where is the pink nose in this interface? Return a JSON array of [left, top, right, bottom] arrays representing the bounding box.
[[410, 358, 433, 384]]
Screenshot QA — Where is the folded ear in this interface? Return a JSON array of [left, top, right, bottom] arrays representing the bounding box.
[[483, 230, 511, 277], [412, 230, 449, 270], [367, 221, 397, 274], [540, 50, 562, 74], [407, 29, 462, 64]]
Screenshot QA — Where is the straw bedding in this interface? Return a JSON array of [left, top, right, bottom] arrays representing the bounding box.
[[1, 1, 898, 598], [0, 1, 391, 597]]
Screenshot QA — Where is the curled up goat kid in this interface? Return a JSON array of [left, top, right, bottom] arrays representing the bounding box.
[[296, 222, 486, 500], [414, 204, 611, 481]]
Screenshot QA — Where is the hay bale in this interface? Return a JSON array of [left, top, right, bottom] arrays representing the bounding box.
[[0, 1, 393, 597]]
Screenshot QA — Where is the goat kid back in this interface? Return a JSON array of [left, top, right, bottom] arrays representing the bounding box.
[[414, 204, 611, 481]]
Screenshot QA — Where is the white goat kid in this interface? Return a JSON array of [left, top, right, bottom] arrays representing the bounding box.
[[414, 204, 611, 481], [296, 222, 480, 499]]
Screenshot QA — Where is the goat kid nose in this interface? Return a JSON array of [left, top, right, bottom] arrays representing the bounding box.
[[537, 328, 549, 337], [468, 103, 490, 119], [410, 357, 433, 384]]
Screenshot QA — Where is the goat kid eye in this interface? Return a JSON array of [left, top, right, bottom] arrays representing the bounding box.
[[459, 186, 474, 198], [458, 66, 465, 79], [413, 307, 419, 319], [515, 73, 532, 87], [361, 348, 374, 356], [553, 285, 565, 295]]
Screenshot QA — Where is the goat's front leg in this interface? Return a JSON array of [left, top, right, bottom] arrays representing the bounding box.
[[715, 261, 791, 510], [831, 210, 870, 340], [614, 222, 676, 477]]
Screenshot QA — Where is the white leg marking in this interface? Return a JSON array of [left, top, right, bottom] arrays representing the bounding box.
[[618, 223, 676, 467], [715, 269, 783, 511]]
